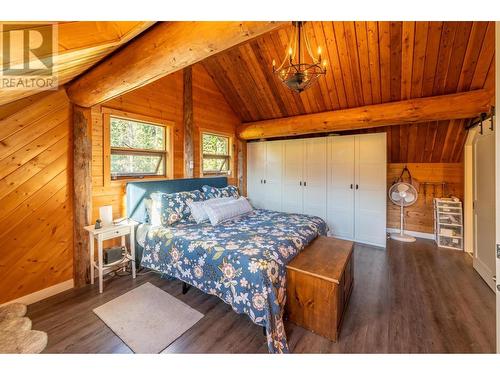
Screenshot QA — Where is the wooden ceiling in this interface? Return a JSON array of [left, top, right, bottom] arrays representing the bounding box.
[[202, 21, 495, 162], [203, 21, 495, 122], [341, 119, 468, 163], [0, 21, 155, 106]]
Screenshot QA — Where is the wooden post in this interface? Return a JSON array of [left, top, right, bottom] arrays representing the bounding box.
[[237, 138, 247, 195], [183, 67, 194, 178], [73, 105, 92, 287]]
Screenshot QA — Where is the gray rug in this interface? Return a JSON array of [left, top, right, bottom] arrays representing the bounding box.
[[93, 282, 203, 353]]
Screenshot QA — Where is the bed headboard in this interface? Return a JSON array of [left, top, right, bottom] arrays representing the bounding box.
[[126, 177, 228, 223]]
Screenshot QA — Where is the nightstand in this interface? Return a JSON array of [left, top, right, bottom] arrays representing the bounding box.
[[84, 220, 137, 293]]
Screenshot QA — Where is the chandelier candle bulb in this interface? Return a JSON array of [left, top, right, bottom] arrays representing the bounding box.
[[272, 21, 327, 93]]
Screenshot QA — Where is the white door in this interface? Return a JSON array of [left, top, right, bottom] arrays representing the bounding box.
[[473, 128, 496, 291], [354, 133, 387, 247], [303, 138, 327, 220], [282, 139, 304, 214], [496, 21, 500, 354], [263, 141, 283, 211], [327, 136, 355, 240], [246, 142, 266, 208]]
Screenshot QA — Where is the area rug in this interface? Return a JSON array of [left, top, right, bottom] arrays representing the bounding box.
[[93, 282, 203, 353]]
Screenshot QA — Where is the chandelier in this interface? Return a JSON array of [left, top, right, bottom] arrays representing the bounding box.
[[272, 21, 327, 93]]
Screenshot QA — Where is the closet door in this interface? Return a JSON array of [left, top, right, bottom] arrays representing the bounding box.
[[327, 136, 355, 239], [246, 142, 266, 209], [282, 139, 304, 214], [354, 133, 387, 247], [263, 141, 283, 211], [303, 138, 327, 220]]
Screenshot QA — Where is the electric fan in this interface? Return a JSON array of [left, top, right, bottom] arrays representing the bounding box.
[[388, 182, 418, 242]]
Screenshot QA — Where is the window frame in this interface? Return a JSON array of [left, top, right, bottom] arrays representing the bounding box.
[[103, 108, 174, 184], [200, 129, 234, 177]]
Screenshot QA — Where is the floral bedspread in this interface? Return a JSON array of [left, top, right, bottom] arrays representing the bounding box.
[[141, 209, 327, 353]]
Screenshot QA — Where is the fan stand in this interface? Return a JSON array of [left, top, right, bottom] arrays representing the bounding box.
[[390, 202, 416, 242]]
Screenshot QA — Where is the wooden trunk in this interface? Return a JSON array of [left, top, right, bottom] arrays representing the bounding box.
[[286, 236, 354, 341]]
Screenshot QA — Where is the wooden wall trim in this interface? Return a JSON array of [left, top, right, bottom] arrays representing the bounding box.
[[73, 105, 92, 287], [67, 21, 286, 107], [237, 89, 493, 139], [183, 67, 194, 178]]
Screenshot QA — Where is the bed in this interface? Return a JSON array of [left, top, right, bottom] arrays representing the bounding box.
[[127, 178, 327, 353]]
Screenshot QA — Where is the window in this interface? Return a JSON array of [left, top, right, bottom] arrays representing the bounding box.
[[109, 115, 168, 179], [202, 132, 231, 175]]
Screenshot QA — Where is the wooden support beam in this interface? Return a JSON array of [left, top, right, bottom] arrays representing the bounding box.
[[236, 138, 246, 195], [67, 21, 285, 107], [73, 105, 92, 287], [237, 89, 493, 140], [183, 67, 194, 178]]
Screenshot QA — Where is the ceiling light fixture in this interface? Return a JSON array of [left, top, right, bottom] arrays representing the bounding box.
[[272, 21, 327, 93]]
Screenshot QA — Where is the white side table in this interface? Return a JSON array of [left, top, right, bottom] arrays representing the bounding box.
[[84, 220, 137, 293]]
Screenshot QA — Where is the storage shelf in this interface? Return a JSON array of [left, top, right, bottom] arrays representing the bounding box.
[[434, 198, 463, 251], [437, 234, 462, 239]]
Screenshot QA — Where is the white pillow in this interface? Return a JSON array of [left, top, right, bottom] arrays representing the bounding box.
[[204, 197, 253, 226], [144, 198, 162, 226], [188, 197, 236, 224]]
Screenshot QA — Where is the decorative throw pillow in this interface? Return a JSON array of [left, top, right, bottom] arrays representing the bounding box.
[[187, 197, 236, 224], [204, 197, 253, 226], [202, 185, 240, 199], [150, 190, 205, 226]]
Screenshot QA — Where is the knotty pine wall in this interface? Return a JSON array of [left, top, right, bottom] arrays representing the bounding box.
[[342, 126, 466, 234], [90, 65, 240, 223], [0, 89, 73, 304], [387, 163, 464, 234], [192, 64, 240, 183]]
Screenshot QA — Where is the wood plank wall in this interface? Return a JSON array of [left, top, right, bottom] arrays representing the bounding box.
[[0, 89, 73, 304], [90, 71, 184, 222], [192, 64, 240, 185], [387, 163, 464, 233], [90, 65, 240, 223]]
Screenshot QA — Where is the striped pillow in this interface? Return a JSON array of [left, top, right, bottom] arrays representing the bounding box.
[[187, 197, 236, 224], [204, 197, 253, 225]]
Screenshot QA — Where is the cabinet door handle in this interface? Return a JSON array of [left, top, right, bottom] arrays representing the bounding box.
[[299, 181, 302, 186], [350, 184, 353, 189], [264, 179, 266, 184], [355, 184, 359, 190], [304, 181, 307, 186]]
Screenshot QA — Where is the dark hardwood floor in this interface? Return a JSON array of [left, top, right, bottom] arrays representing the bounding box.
[[28, 238, 496, 353]]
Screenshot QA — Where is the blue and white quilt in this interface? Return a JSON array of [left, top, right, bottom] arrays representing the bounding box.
[[141, 209, 327, 353]]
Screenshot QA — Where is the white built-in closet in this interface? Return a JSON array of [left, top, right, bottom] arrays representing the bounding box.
[[247, 133, 387, 247]]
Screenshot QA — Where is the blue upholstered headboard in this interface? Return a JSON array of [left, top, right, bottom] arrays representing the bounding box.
[[126, 177, 228, 223]]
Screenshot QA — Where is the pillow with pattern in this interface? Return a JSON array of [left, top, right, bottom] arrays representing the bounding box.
[[150, 190, 205, 226], [202, 185, 239, 199]]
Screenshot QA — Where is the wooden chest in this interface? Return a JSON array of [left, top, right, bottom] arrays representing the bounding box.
[[286, 236, 354, 341]]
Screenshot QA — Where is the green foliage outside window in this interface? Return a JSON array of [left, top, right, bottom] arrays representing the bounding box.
[[110, 117, 164, 150], [202, 133, 230, 174], [110, 116, 166, 178]]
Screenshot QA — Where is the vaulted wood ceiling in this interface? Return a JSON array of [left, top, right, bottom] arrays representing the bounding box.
[[203, 21, 495, 122], [0, 21, 495, 163], [202, 21, 495, 162], [0, 21, 155, 106]]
